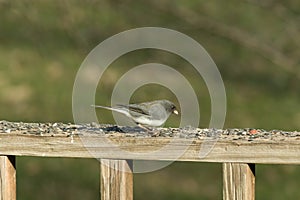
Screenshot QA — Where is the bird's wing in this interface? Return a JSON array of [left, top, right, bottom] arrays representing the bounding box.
[[116, 104, 150, 116]]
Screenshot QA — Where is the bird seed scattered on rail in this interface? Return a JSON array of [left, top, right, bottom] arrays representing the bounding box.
[[0, 120, 299, 142]]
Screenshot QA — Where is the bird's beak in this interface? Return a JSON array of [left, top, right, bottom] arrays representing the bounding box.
[[173, 110, 179, 115]]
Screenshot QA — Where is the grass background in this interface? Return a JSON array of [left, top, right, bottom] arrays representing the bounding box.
[[0, 0, 300, 199]]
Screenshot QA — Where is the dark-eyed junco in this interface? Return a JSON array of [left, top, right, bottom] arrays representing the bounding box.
[[92, 100, 179, 128]]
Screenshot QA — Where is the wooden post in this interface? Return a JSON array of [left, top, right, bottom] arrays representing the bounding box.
[[223, 163, 255, 200], [0, 156, 16, 200], [100, 159, 133, 200]]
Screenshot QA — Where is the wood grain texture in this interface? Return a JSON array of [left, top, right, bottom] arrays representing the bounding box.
[[0, 156, 16, 200], [223, 163, 255, 200], [100, 159, 133, 200], [1, 132, 300, 164]]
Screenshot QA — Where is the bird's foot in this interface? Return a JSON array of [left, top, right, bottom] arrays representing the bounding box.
[[137, 124, 160, 137]]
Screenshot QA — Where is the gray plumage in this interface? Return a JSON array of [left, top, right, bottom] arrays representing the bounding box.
[[92, 99, 178, 127]]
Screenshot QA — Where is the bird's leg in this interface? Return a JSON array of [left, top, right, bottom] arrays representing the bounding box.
[[137, 123, 152, 131], [137, 124, 160, 136]]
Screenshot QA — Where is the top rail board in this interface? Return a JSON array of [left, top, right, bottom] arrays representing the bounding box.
[[0, 121, 300, 164]]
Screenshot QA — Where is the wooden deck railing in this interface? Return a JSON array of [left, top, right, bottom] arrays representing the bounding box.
[[0, 121, 300, 200]]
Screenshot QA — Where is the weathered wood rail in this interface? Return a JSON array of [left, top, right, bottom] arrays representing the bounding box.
[[0, 121, 300, 199]]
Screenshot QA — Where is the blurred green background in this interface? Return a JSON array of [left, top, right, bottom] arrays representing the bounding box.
[[1, 0, 300, 199]]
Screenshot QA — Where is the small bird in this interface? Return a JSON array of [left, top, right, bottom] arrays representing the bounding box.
[[92, 100, 179, 129]]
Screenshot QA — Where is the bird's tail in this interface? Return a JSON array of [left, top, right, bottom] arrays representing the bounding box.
[[91, 105, 129, 116]]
